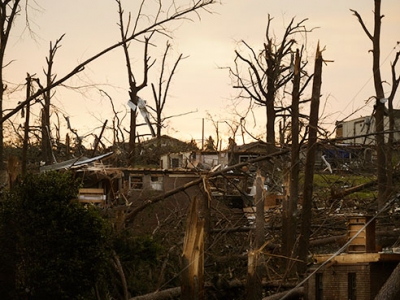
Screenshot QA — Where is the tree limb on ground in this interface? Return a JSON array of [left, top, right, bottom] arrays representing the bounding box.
[[129, 279, 299, 300], [262, 287, 304, 300], [330, 179, 377, 199]]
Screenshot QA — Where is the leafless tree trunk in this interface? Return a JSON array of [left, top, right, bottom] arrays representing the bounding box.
[[246, 171, 265, 300], [150, 42, 184, 138], [116, 0, 154, 167], [385, 51, 400, 200], [113, 250, 129, 300], [21, 74, 32, 175], [298, 44, 323, 274], [91, 119, 108, 157], [282, 49, 301, 261], [0, 0, 21, 169], [40, 35, 65, 165], [351, 0, 387, 209]]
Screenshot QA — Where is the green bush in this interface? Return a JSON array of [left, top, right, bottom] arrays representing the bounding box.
[[0, 171, 111, 300]]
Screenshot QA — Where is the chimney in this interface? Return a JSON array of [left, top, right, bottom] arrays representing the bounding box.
[[347, 215, 376, 253]]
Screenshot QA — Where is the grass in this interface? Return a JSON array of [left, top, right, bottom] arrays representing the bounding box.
[[299, 172, 378, 202]]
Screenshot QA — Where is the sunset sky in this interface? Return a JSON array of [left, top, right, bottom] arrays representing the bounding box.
[[5, 0, 400, 149]]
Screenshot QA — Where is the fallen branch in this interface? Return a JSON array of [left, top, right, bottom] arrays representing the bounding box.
[[129, 287, 181, 300], [262, 287, 304, 300], [331, 179, 377, 199], [129, 279, 298, 300]]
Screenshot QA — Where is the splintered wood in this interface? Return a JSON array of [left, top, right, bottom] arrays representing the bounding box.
[[181, 197, 205, 300]]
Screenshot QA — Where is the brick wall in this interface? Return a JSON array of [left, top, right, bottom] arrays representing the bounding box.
[[306, 262, 398, 300], [306, 264, 370, 300]]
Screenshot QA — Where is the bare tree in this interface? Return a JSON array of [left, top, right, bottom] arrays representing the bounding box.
[[230, 16, 314, 271], [1, 1, 216, 161], [0, 0, 21, 168], [229, 15, 312, 153], [39, 35, 65, 165], [351, 0, 400, 208], [116, 0, 155, 166], [150, 41, 185, 138]]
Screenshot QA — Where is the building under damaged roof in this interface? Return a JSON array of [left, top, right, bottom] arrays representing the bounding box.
[[38, 150, 251, 208], [37, 138, 284, 212]]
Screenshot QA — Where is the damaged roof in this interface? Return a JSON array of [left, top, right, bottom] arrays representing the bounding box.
[[40, 152, 113, 173]]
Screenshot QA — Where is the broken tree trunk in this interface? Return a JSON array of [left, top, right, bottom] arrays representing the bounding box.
[[282, 49, 301, 261], [246, 171, 265, 300], [22, 75, 32, 176], [374, 262, 400, 300], [181, 197, 205, 300], [91, 119, 108, 158], [113, 250, 129, 300], [282, 49, 301, 257], [298, 44, 323, 274]]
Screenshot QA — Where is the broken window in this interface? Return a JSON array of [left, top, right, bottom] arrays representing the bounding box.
[[150, 176, 163, 191], [348, 273, 356, 300], [129, 175, 143, 190], [315, 273, 323, 300]]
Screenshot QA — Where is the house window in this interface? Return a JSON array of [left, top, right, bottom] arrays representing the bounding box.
[[315, 273, 323, 300], [348, 273, 356, 300], [171, 158, 180, 168], [129, 175, 143, 190], [150, 176, 163, 191]]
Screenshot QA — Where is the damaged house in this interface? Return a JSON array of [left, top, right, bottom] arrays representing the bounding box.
[[327, 110, 400, 170], [335, 110, 400, 145]]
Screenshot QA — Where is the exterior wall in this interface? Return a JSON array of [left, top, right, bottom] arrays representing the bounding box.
[[341, 116, 375, 145], [338, 114, 400, 145], [200, 153, 219, 168], [123, 171, 204, 234], [124, 171, 201, 197], [306, 264, 371, 300], [160, 152, 192, 169], [306, 262, 398, 300]]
